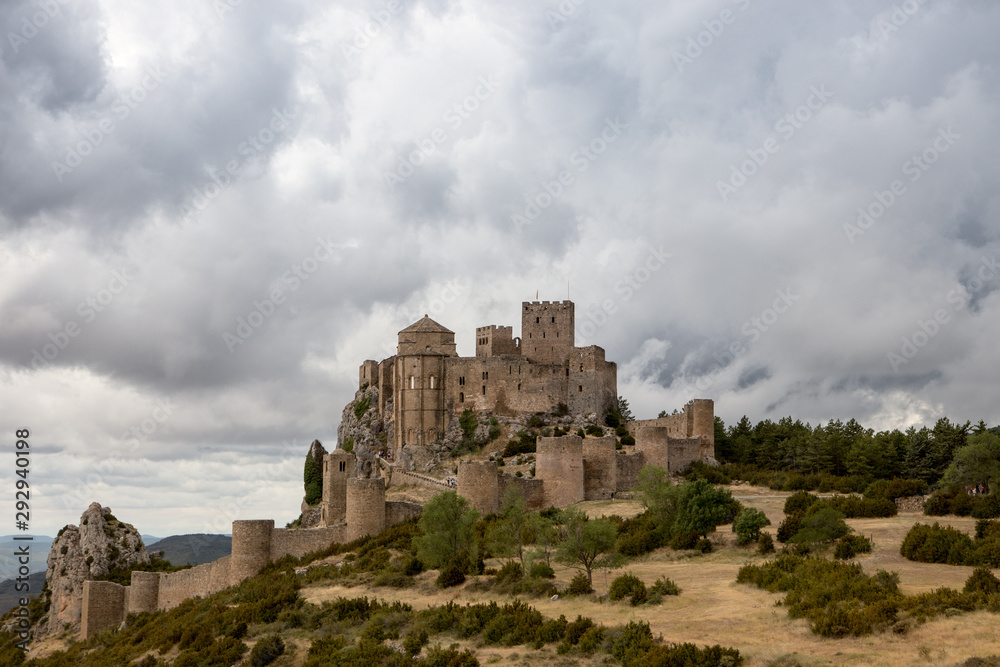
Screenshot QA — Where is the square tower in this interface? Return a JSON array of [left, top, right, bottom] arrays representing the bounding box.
[[521, 301, 574, 365], [321, 450, 356, 526]]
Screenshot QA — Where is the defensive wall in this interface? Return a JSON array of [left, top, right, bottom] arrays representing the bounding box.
[[457, 400, 716, 514], [81, 457, 422, 640]]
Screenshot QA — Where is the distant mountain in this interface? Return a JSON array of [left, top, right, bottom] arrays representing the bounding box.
[[141, 535, 163, 545], [0, 536, 53, 580], [0, 571, 45, 617], [145, 534, 231, 566]]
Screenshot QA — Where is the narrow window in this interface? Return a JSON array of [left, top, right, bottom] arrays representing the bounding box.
[[460, 392, 464, 402], [566, 368, 569, 376], [410, 376, 415, 389], [429, 375, 435, 389], [482, 385, 486, 395], [551, 316, 555, 323], [543, 332, 546, 338], [578, 385, 583, 392], [518, 383, 521, 391], [339, 461, 346, 472], [536, 317, 540, 323]]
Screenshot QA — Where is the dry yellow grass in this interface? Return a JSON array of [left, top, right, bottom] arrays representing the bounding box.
[[303, 488, 1000, 666]]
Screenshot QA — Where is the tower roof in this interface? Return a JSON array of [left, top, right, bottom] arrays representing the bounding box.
[[399, 314, 454, 335]]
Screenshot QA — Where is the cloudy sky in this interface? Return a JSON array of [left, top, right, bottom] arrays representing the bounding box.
[[1, 0, 998, 538]]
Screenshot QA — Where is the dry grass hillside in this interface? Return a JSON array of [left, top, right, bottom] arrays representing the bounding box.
[[303, 487, 1000, 667]]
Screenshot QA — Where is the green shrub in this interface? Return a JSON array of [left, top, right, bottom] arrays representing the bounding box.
[[834, 535, 873, 560], [733, 508, 772, 545], [609, 573, 647, 606], [789, 508, 849, 545], [529, 562, 555, 579], [437, 564, 466, 588], [354, 394, 371, 420], [585, 424, 605, 437], [776, 514, 802, 543], [577, 626, 605, 654], [249, 634, 284, 667], [576, 428, 586, 438], [494, 561, 524, 586], [649, 577, 681, 597], [567, 572, 593, 595], [758, 532, 775, 554], [620, 434, 636, 446], [403, 627, 429, 656], [503, 431, 537, 457], [563, 615, 595, 645], [900, 523, 975, 565], [784, 491, 820, 516], [964, 567, 1000, 596], [459, 409, 478, 439], [527, 414, 545, 428]]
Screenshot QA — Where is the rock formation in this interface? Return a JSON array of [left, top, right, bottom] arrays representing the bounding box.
[[40, 503, 148, 636], [336, 385, 386, 478], [299, 439, 327, 528]]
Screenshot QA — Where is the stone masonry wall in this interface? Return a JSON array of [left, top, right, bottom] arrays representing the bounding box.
[[583, 436, 618, 500], [345, 478, 386, 542], [615, 451, 646, 492], [535, 436, 584, 508], [270, 527, 344, 561], [81, 581, 126, 640], [458, 461, 501, 516], [500, 475, 545, 510], [385, 501, 423, 527]]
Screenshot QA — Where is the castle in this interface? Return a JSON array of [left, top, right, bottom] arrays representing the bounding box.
[[358, 300, 618, 454], [77, 298, 717, 640]]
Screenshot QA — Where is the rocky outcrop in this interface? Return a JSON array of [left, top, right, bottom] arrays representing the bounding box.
[[336, 385, 387, 478], [40, 503, 148, 636], [299, 440, 327, 528]]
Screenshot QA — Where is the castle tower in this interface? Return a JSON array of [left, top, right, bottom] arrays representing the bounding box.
[[457, 461, 501, 515], [393, 315, 455, 454], [322, 450, 356, 526], [521, 301, 574, 365], [127, 571, 161, 614], [346, 477, 386, 542], [229, 520, 273, 586], [535, 435, 585, 507]]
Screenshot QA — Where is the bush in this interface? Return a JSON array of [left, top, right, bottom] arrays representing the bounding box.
[[494, 561, 524, 586], [354, 394, 371, 420], [249, 635, 284, 667], [900, 523, 975, 565], [563, 615, 595, 645], [609, 573, 647, 606], [965, 567, 1000, 596], [834, 535, 873, 560], [776, 514, 803, 543], [437, 564, 466, 588], [733, 508, 772, 546], [403, 627, 429, 656], [758, 532, 775, 554], [784, 491, 820, 516], [620, 434, 636, 446], [649, 577, 681, 597], [567, 572, 593, 595], [577, 626, 605, 654], [585, 424, 605, 437], [789, 508, 849, 545], [529, 562, 555, 579], [503, 431, 537, 457]]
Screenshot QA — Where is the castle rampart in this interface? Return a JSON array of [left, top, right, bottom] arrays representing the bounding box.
[[583, 436, 617, 500], [535, 436, 585, 507], [345, 478, 386, 542], [126, 571, 160, 615], [230, 520, 274, 586], [81, 581, 126, 640], [458, 461, 501, 515]]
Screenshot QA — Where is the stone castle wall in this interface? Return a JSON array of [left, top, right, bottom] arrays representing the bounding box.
[[615, 452, 645, 492], [458, 461, 501, 515], [535, 436, 585, 507], [627, 399, 715, 448], [499, 475, 545, 510], [582, 437, 618, 500], [81, 581, 126, 640], [345, 478, 386, 542], [386, 466, 452, 492], [385, 501, 423, 526]]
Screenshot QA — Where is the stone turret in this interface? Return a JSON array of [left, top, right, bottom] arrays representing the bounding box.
[[41, 503, 149, 636]]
